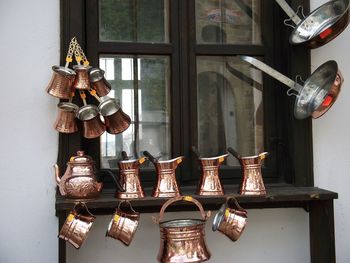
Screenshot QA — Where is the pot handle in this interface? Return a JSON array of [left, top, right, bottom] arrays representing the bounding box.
[[226, 197, 247, 214], [117, 200, 138, 214], [97, 169, 125, 192], [71, 202, 96, 221], [153, 196, 211, 224]]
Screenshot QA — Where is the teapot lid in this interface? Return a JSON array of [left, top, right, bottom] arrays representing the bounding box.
[[68, 151, 95, 164]]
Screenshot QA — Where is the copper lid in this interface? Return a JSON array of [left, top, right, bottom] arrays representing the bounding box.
[[68, 151, 95, 164]]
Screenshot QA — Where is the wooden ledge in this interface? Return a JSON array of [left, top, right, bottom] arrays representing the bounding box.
[[55, 185, 338, 215]]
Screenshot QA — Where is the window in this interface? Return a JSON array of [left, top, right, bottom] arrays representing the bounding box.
[[59, 0, 313, 188]]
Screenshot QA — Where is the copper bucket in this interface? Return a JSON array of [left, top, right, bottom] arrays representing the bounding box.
[[77, 104, 106, 139], [116, 155, 146, 199], [58, 203, 95, 249], [212, 197, 248, 242], [153, 196, 211, 263], [73, 65, 92, 90], [196, 154, 228, 196], [98, 96, 131, 134], [106, 201, 140, 246], [90, 68, 111, 96], [54, 102, 79, 133], [46, 66, 76, 99]]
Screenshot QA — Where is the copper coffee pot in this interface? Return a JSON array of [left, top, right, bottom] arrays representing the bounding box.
[[72, 64, 92, 90], [54, 151, 124, 199], [143, 151, 183, 198], [116, 151, 146, 199], [193, 147, 228, 196], [153, 196, 211, 263], [54, 102, 79, 133], [228, 147, 268, 196], [90, 68, 111, 96]]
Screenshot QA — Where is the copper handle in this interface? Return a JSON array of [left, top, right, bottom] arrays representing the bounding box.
[[226, 197, 247, 214], [153, 196, 210, 224], [117, 200, 138, 214], [72, 202, 95, 218]]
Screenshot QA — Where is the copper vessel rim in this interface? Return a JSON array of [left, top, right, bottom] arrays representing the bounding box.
[[240, 151, 268, 160], [119, 158, 144, 164], [52, 65, 76, 76], [73, 64, 92, 70], [77, 105, 99, 121], [57, 102, 79, 112], [89, 68, 105, 82], [159, 219, 205, 228], [157, 156, 184, 164], [199, 153, 229, 160]]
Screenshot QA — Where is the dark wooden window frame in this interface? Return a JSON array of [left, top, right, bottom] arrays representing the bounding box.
[[58, 0, 313, 189]]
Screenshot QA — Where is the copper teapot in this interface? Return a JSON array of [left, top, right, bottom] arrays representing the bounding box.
[[54, 151, 123, 199]]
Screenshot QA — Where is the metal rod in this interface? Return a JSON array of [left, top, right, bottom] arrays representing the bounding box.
[[275, 0, 302, 25]]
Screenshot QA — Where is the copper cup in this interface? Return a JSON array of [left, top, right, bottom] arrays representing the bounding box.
[[98, 96, 131, 134], [54, 102, 79, 133], [46, 65, 76, 99], [73, 65, 92, 90], [59, 203, 95, 249], [77, 105, 106, 139], [212, 197, 248, 242], [90, 68, 111, 96], [197, 154, 228, 196], [106, 201, 140, 246]]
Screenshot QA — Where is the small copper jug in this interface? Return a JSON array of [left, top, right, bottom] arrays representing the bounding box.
[[153, 196, 211, 263], [228, 147, 268, 196], [212, 197, 248, 242], [117, 152, 146, 199], [144, 151, 183, 198], [59, 203, 95, 249], [73, 65, 92, 90], [90, 68, 111, 96], [46, 65, 76, 99], [54, 151, 103, 199], [196, 152, 229, 196], [77, 105, 106, 139], [54, 102, 79, 133], [98, 96, 131, 134], [106, 201, 140, 246]]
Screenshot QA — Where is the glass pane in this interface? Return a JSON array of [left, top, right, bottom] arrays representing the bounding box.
[[195, 0, 261, 44], [197, 56, 263, 166], [100, 56, 171, 168], [99, 0, 169, 43]]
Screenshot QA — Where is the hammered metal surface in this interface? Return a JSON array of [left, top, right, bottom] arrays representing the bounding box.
[[46, 66, 75, 99], [104, 109, 131, 134], [217, 209, 247, 242], [81, 116, 106, 139], [54, 103, 78, 133], [92, 78, 111, 96], [73, 65, 91, 90], [117, 160, 145, 199], [239, 155, 266, 196]]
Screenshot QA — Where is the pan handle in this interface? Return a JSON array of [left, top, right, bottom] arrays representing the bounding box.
[[275, 0, 302, 25], [152, 196, 211, 224], [143, 151, 157, 164]]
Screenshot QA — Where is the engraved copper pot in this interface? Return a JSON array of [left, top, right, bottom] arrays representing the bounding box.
[[46, 65, 76, 99], [90, 68, 111, 96], [197, 154, 229, 196], [144, 151, 183, 198], [106, 201, 140, 246], [59, 203, 95, 249], [54, 102, 79, 133], [117, 156, 146, 199], [77, 104, 106, 139], [54, 151, 103, 199], [98, 96, 131, 134], [212, 197, 248, 242], [153, 196, 211, 263], [73, 65, 92, 90]]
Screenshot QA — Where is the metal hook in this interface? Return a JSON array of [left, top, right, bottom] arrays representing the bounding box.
[[296, 5, 305, 19], [283, 18, 296, 28], [295, 75, 305, 85], [286, 88, 299, 97]]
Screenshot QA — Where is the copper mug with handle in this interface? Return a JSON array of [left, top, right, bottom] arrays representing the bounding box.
[[153, 196, 211, 263], [212, 197, 248, 242], [106, 200, 140, 246], [59, 202, 95, 249]]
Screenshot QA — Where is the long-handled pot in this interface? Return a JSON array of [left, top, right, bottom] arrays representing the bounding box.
[[239, 56, 343, 119], [275, 0, 350, 48]]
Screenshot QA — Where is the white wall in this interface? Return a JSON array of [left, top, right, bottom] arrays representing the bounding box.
[[0, 0, 349, 262]]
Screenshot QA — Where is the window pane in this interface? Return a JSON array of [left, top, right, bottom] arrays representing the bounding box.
[[99, 0, 169, 43], [195, 0, 261, 44], [100, 56, 171, 168], [197, 56, 263, 166]]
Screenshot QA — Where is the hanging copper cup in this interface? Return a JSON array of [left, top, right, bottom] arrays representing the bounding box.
[[106, 201, 140, 246], [90, 68, 111, 96], [59, 203, 95, 249], [195, 148, 228, 196], [212, 197, 248, 242], [153, 196, 211, 263], [46, 66, 76, 99], [54, 102, 79, 133], [116, 153, 146, 199], [77, 104, 106, 139], [144, 151, 182, 198], [73, 65, 92, 90], [98, 96, 131, 134], [228, 147, 268, 196]]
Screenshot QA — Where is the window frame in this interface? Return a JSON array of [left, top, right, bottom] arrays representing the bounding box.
[[58, 0, 313, 189]]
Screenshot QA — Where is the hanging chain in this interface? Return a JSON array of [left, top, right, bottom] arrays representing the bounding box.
[[75, 41, 90, 66], [65, 37, 78, 67]]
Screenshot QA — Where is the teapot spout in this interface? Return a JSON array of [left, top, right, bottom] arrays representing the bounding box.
[[54, 164, 61, 185]]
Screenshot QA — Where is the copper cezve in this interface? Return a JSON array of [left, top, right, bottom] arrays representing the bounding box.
[[90, 68, 112, 96], [46, 65, 76, 99], [54, 102, 79, 133]]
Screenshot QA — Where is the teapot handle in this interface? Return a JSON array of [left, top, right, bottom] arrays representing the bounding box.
[[97, 169, 125, 192], [153, 196, 211, 224]]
